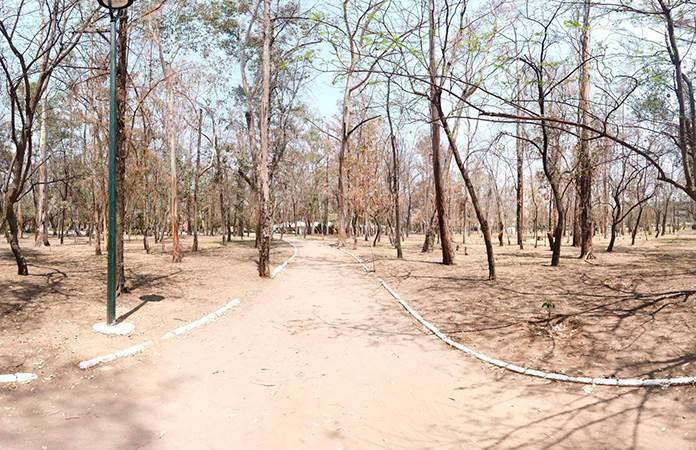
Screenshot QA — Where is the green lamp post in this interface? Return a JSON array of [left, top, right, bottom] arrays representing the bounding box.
[[96, 0, 134, 333]]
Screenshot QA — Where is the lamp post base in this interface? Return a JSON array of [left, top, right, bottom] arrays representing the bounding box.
[[93, 322, 134, 336]]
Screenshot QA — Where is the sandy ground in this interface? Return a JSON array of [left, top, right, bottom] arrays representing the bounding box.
[[0, 234, 292, 381], [0, 237, 694, 449], [350, 232, 696, 380]]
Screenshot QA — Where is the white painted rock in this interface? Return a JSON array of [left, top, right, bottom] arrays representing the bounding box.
[[93, 322, 135, 336], [0, 373, 38, 384]]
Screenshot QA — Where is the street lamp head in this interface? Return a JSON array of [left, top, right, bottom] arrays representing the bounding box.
[[98, 0, 134, 10]]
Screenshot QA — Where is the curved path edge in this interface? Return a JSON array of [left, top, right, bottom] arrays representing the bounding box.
[[272, 239, 298, 278], [340, 248, 696, 388], [78, 298, 242, 371]]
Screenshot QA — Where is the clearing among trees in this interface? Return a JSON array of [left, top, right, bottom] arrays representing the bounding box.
[[1, 0, 696, 448]]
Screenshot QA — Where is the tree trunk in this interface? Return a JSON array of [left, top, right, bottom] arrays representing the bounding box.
[[167, 79, 182, 263], [405, 190, 412, 238], [372, 220, 381, 247], [337, 72, 353, 248], [35, 96, 50, 247], [438, 107, 496, 280], [607, 222, 617, 252], [422, 211, 436, 253], [462, 192, 468, 245], [602, 155, 609, 238], [116, 11, 129, 293], [428, 0, 454, 266], [386, 80, 403, 259], [4, 200, 28, 275], [257, 0, 272, 277], [661, 193, 671, 236], [93, 187, 102, 256], [578, 0, 594, 259], [193, 109, 203, 252], [516, 123, 524, 249], [550, 187, 564, 266], [631, 206, 643, 245]]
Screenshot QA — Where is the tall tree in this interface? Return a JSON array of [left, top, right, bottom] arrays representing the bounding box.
[[386, 78, 403, 259], [577, 0, 593, 259], [0, 1, 94, 275], [428, 0, 454, 265], [257, 0, 272, 277]]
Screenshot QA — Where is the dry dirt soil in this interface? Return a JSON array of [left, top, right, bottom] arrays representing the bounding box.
[[0, 232, 694, 449], [350, 231, 696, 381], [0, 233, 292, 381]]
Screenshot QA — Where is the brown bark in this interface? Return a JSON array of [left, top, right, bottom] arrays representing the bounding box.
[[337, 78, 351, 248], [578, 0, 594, 259], [631, 206, 643, 246], [661, 193, 671, 236], [516, 124, 524, 249], [115, 12, 129, 292], [437, 104, 496, 280], [35, 96, 50, 247], [428, 0, 454, 266], [257, 0, 272, 277], [386, 80, 403, 259], [192, 109, 203, 252]]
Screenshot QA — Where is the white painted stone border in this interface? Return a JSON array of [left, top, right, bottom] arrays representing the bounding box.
[[340, 248, 696, 388], [0, 373, 38, 384], [12, 242, 293, 381], [161, 298, 240, 340], [78, 341, 153, 370], [78, 298, 241, 370], [271, 240, 298, 278]]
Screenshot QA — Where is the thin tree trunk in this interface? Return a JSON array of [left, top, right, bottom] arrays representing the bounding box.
[[661, 193, 671, 236], [192, 108, 202, 252], [35, 96, 50, 247], [631, 206, 643, 245], [386, 80, 403, 259], [167, 83, 182, 262], [516, 123, 524, 249]]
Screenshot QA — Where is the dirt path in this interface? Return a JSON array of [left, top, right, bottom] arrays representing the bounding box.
[[1, 240, 693, 449]]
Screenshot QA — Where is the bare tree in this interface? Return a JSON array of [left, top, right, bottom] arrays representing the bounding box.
[[0, 1, 95, 274], [257, 0, 272, 277]]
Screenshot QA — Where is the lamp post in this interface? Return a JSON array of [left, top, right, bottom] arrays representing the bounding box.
[[95, 0, 134, 334]]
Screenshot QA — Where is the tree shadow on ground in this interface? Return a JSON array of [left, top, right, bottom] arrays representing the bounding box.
[[0, 360, 191, 449], [349, 236, 696, 379], [467, 376, 696, 450]]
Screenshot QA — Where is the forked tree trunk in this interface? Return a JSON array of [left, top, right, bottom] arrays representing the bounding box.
[[437, 106, 496, 279], [607, 202, 621, 252], [661, 193, 671, 236], [550, 186, 564, 266]]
